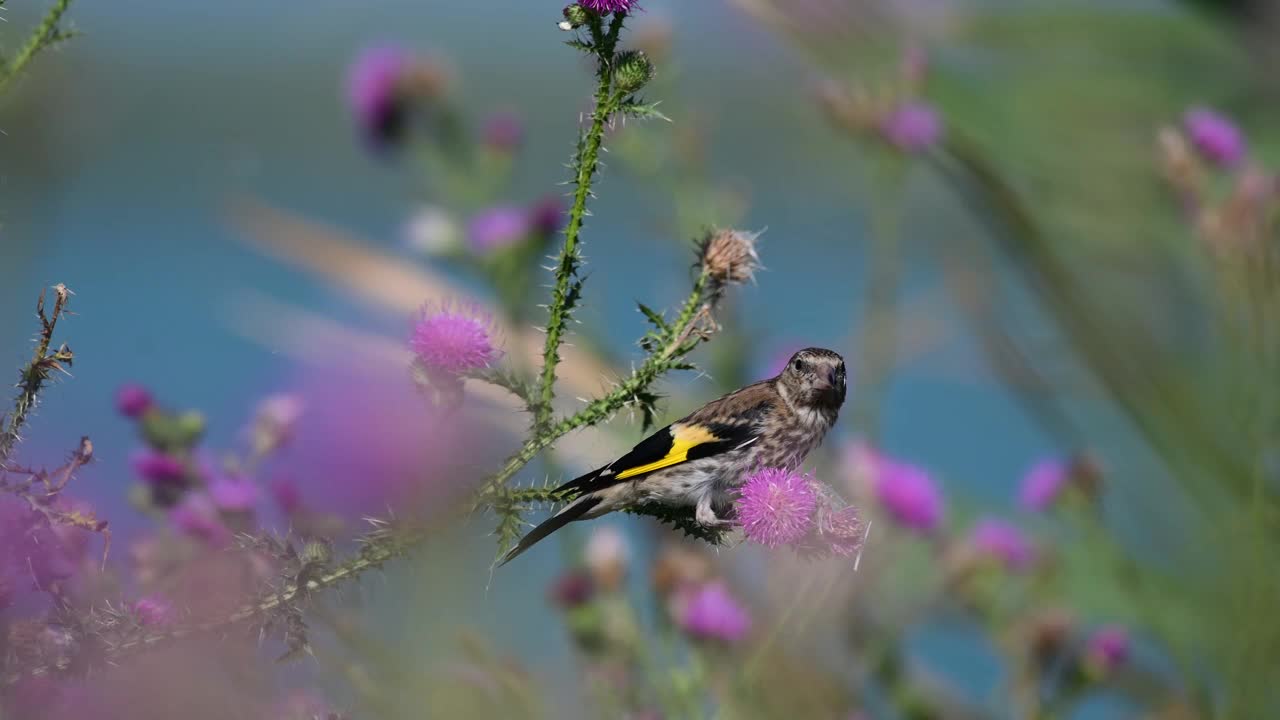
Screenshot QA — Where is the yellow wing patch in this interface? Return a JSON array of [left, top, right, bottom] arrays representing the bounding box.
[[614, 423, 720, 480]]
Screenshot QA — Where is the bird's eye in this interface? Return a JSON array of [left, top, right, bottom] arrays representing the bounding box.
[[792, 358, 808, 372]]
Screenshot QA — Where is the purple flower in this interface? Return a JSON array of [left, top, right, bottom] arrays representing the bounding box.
[[736, 467, 818, 548], [208, 473, 260, 513], [467, 206, 531, 254], [581, 0, 638, 13], [677, 581, 751, 643], [549, 570, 595, 609], [170, 493, 231, 547], [1019, 457, 1070, 511], [530, 196, 565, 237], [482, 111, 524, 152], [271, 476, 304, 515], [870, 451, 944, 533], [1184, 107, 1245, 168], [115, 384, 153, 418], [881, 101, 943, 152], [133, 595, 175, 626], [969, 518, 1035, 572], [410, 301, 500, 375], [347, 46, 410, 148], [131, 450, 187, 487], [1085, 625, 1130, 674]]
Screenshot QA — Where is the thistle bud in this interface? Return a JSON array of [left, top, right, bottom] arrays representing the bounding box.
[[697, 227, 762, 288], [561, 4, 592, 29], [613, 50, 655, 94]]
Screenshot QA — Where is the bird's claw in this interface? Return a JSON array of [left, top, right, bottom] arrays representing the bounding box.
[[695, 503, 733, 529]]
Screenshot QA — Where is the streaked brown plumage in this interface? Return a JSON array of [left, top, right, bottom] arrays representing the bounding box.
[[499, 348, 846, 566]]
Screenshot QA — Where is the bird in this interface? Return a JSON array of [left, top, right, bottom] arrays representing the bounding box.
[[499, 347, 847, 566]]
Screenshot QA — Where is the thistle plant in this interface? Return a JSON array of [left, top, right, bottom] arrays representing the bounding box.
[[0, 0, 77, 98]]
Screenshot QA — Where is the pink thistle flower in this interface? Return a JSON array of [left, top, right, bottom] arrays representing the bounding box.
[[131, 450, 187, 487], [347, 46, 411, 149], [676, 581, 751, 644], [467, 207, 531, 254], [1184, 106, 1245, 168], [133, 594, 175, 626], [115, 383, 153, 418], [881, 101, 943, 152], [1084, 625, 1130, 675], [410, 301, 500, 375], [736, 467, 818, 548], [208, 473, 260, 513], [1019, 457, 1069, 511], [969, 517, 1035, 572], [869, 451, 945, 534], [797, 505, 868, 559], [581, 0, 638, 14]]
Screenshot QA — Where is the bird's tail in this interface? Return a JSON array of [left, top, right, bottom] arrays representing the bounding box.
[[497, 495, 602, 567]]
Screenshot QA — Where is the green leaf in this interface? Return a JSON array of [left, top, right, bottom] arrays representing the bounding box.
[[637, 302, 669, 332], [619, 98, 671, 122]]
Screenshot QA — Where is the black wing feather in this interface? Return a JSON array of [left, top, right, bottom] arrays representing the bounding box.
[[556, 419, 760, 498]]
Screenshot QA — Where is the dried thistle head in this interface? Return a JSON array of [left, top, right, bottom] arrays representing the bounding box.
[[697, 227, 762, 290]]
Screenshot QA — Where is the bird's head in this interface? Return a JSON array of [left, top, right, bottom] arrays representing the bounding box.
[[776, 347, 847, 421]]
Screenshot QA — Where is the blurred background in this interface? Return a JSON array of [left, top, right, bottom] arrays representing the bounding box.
[[1, 0, 1278, 718]]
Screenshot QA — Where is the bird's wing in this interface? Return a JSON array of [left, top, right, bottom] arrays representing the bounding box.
[[556, 381, 777, 497]]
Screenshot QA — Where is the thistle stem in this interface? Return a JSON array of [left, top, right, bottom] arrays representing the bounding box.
[[0, 285, 71, 463], [0, 0, 76, 96], [532, 11, 627, 430], [476, 272, 709, 504]]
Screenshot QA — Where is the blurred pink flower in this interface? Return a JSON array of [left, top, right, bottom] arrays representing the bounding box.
[[1085, 625, 1130, 675], [208, 473, 260, 513], [131, 450, 187, 487], [347, 46, 411, 148], [115, 383, 154, 418], [969, 517, 1035, 572], [170, 493, 232, 548], [530, 195, 566, 237], [864, 447, 944, 533], [1185, 106, 1245, 168], [269, 365, 492, 521], [881, 101, 942, 152], [482, 111, 524, 152], [736, 467, 818, 548], [1019, 457, 1069, 511], [676, 581, 751, 643], [549, 569, 596, 609], [133, 594, 176, 626], [410, 301, 500, 375], [467, 206, 531, 254]]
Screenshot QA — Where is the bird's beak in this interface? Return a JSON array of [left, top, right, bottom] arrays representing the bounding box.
[[813, 368, 837, 390]]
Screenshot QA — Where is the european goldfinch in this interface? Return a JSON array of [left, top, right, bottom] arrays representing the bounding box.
[[500, 347, 847, 565]]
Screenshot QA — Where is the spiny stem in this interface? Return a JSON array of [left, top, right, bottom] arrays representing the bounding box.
[[533, 11, 628, 430], [475, 272, 709, 504], [0, 0, 76, 96], [0, 285, 72, 463], [4, 523, 428, 687]]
